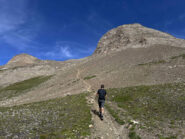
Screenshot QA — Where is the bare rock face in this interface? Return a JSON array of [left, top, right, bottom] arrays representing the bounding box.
[[94, 23, 185, 55], [6, 53, 40, 68]]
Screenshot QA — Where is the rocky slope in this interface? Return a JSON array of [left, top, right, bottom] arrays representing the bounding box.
[[0, 53, 86, 87], [6, 53, 40, 67], [94, 23, 185, 55]]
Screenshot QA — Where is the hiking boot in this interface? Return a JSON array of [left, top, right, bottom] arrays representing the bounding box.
[[100, 115, 103, 120]]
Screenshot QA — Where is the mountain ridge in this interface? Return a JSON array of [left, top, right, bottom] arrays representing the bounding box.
[[3, 23, 185, 67], [5, 23, 185, 65], [94, 23, 185, 55], [5, 53, 40, 68]]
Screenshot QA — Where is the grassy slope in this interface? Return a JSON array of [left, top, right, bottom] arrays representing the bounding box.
[[106, 83, 185, 138], [171, 54, 185, 59], [84, 75, 96, 80], [0, 93, 92, 139], [0, 76, 52, 101], [138, 53, 185, 66], [138, 60, 166, 66]]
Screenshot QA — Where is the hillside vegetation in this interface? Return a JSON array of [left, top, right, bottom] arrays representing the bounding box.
[[106, 83, 185, 139], [0, 76, 52, 101], [0, 93, 91, 138]]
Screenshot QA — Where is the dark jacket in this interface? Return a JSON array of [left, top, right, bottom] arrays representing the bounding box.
[[97, 89, 107, 100]]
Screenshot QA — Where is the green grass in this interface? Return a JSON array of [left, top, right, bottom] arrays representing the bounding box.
[[128, 124, 141, 139], [138, 54, 185, 66], [0, 76, 52, 101], [171, 54, 185, 59], [0, 93, 92, 139], [138, 60, 166, 66], [72, 79, 80, 83], [84, 75, 96, 80], [159, 135, 177, 139], [129, 131, 141, 139], [105, 103, 125, 125], [107, 83, 185, 122], [106, 83, 185, 138], [0, 69, 6, 73]]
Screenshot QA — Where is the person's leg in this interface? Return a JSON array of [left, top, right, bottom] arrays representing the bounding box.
[[98, 101, 102, 115], [98, 100, 105, 119], [99, 107, 102, 114], [99, 107, 103, 119], [100, 107, 104, 120], [101, 100, 105, 115], [101, 107, 104, 114]]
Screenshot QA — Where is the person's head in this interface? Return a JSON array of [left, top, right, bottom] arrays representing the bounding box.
[[101, 84, 104, 89]]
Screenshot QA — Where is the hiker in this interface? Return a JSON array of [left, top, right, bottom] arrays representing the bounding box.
[[96, 84, 107, 120]]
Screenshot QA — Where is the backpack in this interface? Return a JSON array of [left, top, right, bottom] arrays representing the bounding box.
[[98, 89, 106, 100]]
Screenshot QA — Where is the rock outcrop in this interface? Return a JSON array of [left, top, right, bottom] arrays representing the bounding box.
[[94, 23, 185, 55], [6, 53, 40, 68]]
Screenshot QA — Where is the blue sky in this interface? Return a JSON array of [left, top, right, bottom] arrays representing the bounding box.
[[0, 0, 185, 65]]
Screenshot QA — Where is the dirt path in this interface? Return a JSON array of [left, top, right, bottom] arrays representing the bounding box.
[[77, 70, 91, 92], [77, 70, 128, 139]]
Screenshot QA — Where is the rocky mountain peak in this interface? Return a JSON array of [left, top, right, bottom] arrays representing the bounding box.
[[6, 53, 40, 67], [93, 23, 185, 55]]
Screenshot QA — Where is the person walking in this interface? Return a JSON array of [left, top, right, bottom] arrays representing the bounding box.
[[96, 84, 107, 120]]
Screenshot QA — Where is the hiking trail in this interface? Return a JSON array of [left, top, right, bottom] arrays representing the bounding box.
[[76, 70, 128, 139]]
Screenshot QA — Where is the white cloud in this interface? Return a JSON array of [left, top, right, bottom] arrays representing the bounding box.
[[57, 41, 94, 56], [56, 42, 73, 58], [60, 46, 72, 58], [2, 32, 33, 50], [44, 43, 73, 59], [0, 0, 27, 34], [45, 46, 73, 59], [1, 19, 43, 50], [0, 0, 43, 51], [42, 41, 94, 60]]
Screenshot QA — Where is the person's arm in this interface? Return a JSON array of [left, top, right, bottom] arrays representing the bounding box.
[[95, 90, 99, 99]]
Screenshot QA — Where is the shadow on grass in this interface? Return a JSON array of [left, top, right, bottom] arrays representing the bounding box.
[[92, 109, 99, 116], [92, 109, 102, 120]]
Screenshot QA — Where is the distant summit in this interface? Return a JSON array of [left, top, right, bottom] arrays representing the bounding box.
[[94, 23, 185, 55], [6, 53, 40, 68]]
